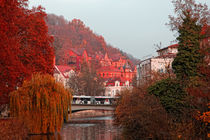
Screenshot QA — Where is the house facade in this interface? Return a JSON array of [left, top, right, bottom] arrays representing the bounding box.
[[104, 77, 132, 96], [137, 44, 178, 85], [54, 65, 75, 88]]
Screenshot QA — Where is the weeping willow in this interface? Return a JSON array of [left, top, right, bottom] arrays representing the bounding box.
[[10, 73, 72, 134]]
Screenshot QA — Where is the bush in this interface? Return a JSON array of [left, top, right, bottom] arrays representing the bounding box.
[[114, 88, 170, 139]]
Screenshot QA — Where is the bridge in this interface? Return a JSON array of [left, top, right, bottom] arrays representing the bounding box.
[[71, 104, 115, 113]]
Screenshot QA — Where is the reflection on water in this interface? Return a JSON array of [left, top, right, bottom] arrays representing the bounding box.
[[29, 134, 62, 140], [61, 118, 120, 140], [29, 110, 121, 140]]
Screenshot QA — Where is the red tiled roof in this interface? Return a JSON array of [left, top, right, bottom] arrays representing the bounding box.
[[97, 66, 121, 72], [95, 54, 104, 61], [69, 48, 85, 56], [105, 77, 130, 86], [56, 65, 73, 73], [110, 55, 121, 61], [56, 65, 74, 78], [68, 48, 96, 57]]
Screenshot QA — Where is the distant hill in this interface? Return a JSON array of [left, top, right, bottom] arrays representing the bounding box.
[[46, 14, 139, 66]]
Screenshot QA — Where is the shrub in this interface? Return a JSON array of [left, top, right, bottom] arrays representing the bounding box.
[[114, 88, 170, 139]]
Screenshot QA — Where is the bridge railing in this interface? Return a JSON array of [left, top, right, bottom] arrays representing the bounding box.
[[72, 95, 118, 105]]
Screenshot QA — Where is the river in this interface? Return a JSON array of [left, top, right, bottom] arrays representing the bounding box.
[[29, 110, 122, 140]]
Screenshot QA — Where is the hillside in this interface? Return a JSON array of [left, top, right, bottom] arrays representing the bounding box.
[[46, 14, 139, 66]]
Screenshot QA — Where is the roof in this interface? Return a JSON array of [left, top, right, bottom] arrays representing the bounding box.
[[68, 48, 92, 57], [55, 65, 74, 78], [110, 55, 121, 62], [105, 77, 130, 84], [155, 53, 177, 58], [68, 48, 85, 56], [97, 66, 121, 72], [56, 65, 73, 73], [157, 44, 178, 52]]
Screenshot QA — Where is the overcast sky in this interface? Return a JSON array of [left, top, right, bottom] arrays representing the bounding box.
[[29, 0, 209, 59]]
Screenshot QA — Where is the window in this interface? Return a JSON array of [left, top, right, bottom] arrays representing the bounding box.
[[115, 81, 120, 87], [159, 69, 164, 73], [68, 56, 76, 64]]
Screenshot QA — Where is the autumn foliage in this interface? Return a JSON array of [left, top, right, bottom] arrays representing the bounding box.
[[10, 73, 72, 134], [114, 89, 170, 139], [0, 118, 28, 140], [46, 14, 138, 66], [68, 61, 105, 96], [0, 0, 54, 105], [115, 1, 209, 138]]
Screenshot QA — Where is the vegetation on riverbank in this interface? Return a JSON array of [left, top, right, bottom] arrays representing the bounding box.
[[0, 0, 54, 106], [0, 118, 28, 140], [10, 73, 72, 134], [114, 0, 209, 139], [0, 1, 73, 138]]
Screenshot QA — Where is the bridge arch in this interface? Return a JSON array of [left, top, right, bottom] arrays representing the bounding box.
[[71, 104, 114, 113]]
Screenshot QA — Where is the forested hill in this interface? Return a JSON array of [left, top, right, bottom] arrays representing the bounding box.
[[46, 14, 139, 65]]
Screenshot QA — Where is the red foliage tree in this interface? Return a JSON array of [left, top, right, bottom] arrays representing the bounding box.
[[0, 0, 54, 105]]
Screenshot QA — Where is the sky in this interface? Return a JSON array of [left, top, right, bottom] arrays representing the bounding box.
[[29, 0, 209, 59]]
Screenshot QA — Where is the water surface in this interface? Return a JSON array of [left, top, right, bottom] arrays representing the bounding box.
[[29, 110, 122, 140]]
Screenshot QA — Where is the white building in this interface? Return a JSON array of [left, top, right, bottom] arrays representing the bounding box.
[[104, 78, 132, 96], [137, 44, 178, 85], [54, 65, 75, 88]]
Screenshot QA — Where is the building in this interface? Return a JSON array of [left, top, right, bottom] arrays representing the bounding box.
[[104, 77, 132, 96], [54, 65, 75, 88], [62, 48, 136, 96], [64, 48, 136, 80], [137, 44, 178, 85]]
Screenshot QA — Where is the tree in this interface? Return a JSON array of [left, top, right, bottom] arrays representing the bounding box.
[[166, 0, 209, 137], [148, 78, 188, 119], [168, 0, 209, 32], [172, 12, 203, 83], [168, 0, 209, 117], [68, 74, 84, 95], [10, 73, 72, 134], [0, 0, 26, 105], [114, 88, 170, 139], [53, 36, 64, 64], [0, 0, 54, 105], [168, 0, 209, 85], [68, 61, 105, 96]]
